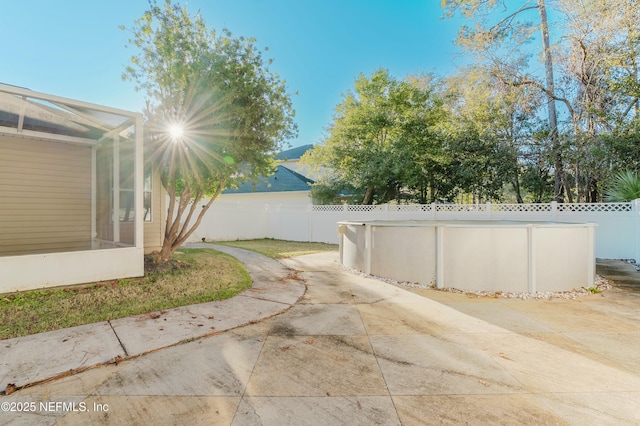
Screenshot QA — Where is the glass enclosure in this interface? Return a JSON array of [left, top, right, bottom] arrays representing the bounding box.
[[95, 129, 145, 248], [0, 84, 144, 256]]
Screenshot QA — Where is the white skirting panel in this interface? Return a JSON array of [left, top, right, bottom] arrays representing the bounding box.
[[339, 220, 596, 293], [0, 247, 144, 293]]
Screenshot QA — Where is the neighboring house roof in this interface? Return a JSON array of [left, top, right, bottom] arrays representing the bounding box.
[[276, 144, 314, 161], [224, 165, 315, 194]]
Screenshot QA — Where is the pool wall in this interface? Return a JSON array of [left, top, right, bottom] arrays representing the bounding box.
[[338, 220, 597, 293]]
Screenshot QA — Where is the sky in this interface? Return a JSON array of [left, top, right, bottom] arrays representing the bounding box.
[[1, 0, 468, 149]]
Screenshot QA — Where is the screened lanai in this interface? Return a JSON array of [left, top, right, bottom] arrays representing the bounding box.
[[0, 83, 146, 293]]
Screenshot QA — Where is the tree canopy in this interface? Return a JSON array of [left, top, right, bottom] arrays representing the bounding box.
[[308, 1, 640, 205], [440, 0, 640, 203], [303, 69, 454, 204], [125, 1, 640, 211], [122, 0, 297, 261]]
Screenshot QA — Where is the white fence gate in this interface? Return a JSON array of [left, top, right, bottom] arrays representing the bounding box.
[[187, 200, 640, 261]]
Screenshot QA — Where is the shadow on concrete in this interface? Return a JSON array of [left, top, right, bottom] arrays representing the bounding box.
[[597, 259, 640, 291]]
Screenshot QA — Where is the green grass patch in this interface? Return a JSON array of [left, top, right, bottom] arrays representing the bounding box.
[[0, 249, 251, 340], [213, 238, 338, 259]]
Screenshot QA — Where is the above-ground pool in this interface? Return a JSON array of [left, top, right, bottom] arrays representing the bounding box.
[[338, 220, 597, 293]]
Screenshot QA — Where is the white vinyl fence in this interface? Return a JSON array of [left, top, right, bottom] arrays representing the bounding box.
[[187, 199, 640, 261]]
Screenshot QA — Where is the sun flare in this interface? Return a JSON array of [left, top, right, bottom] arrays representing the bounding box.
[[168, 124, 184, 140]]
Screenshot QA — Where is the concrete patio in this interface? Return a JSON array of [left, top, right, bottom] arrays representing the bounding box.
[[2, 247, 640, 425]]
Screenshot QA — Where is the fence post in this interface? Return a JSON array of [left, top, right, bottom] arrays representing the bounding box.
[[527, 225, 536, 293], [308, 204, 313, 242], [551, 201, 558, 221], [587, 224, 595, 287], [435, 225, 444, 288], [635, 199, 640, 263], [486, 202, 492, 220], [277, 204, 282, 240], [235, 202, 241, 240], [364, 224, 372, 276], [431, 203, 437, 220]]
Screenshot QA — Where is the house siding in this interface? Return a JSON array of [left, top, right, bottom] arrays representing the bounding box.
[[0, 135, 91, 255]]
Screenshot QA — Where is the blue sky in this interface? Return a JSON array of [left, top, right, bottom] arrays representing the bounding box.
[[1, 0, 467, 148]]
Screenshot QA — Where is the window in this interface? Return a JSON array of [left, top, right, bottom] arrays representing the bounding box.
[[119, 163, 152, 222]]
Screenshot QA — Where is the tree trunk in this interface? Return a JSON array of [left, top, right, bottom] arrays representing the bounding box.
[[153, 180, 225, 264], [155, 243, 176, 264], [512, 175, 524, 204], [362, 185, 374, 205], [588, 178, 599, 202], [538, 0, 565, 203]]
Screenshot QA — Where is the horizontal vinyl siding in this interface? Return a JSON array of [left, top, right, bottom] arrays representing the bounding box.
[[0, 135, 92, 256]]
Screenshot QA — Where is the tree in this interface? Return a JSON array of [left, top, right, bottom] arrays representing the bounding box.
[[122, 1, 297, 262], [395, 75, 454, 203], [307, 69, 402, 205], [442, 0, 569, 202], [442, 65, 545, 202], [303, 69, 450, 204], [442, 0, 640, 203], [555, 0, 640, 201]]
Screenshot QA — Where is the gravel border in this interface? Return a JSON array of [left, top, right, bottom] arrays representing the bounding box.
[[341, 265, 612, 300]]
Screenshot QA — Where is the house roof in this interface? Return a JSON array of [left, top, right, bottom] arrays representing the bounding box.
[[276, 144, 313, 161], [224, 165, 314, 194]]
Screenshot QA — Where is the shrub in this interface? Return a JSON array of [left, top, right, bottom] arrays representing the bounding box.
[[604, 170, 640, 202]]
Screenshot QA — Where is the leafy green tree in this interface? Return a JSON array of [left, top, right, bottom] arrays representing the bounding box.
[[441, 65, 545, 202], [309, 178, 360, 205], [602, 125, 640, 171], [304, 69, 450, 204], [122, 0, 297, 262], [307, 69, 401, 205], [442, 0, 640, 203], [519, 125, 557, 202], [442, 0, 572, 202], [394, 75, 454, 203]]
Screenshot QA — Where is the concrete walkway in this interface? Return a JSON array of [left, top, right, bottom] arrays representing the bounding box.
[[2, 248, 640, 425], [0, 245, 304, 392], [597, 258, 640, 292]]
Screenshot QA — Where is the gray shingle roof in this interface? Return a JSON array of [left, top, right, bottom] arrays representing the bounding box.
[[223, 165, 314, 194], [276, 144, 313, 161]]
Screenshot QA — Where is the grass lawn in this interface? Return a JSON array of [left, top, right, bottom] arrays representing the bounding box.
[[213, 238, 338, 259], [0, 240, 338, 340], [0, 249, 250, 340]]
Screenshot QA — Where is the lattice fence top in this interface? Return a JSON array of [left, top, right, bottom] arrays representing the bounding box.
[[492, 204, 552, 212], [435, 204, 488, 212], [346, 205, 386, 212], [387, 204, 433, 212], [312, 205, 344, 212], [310, 202, 634, 213], [556, 202, 632, 212]]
